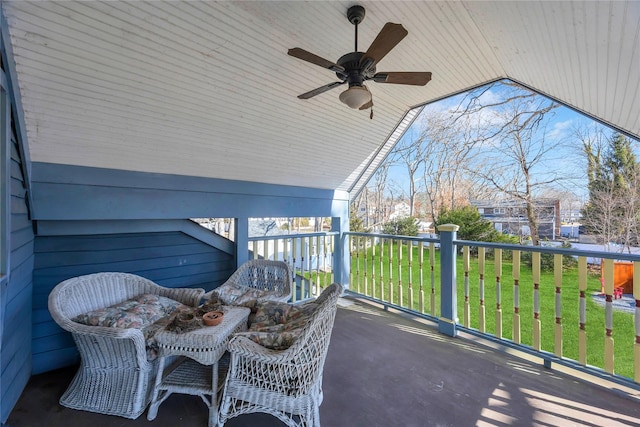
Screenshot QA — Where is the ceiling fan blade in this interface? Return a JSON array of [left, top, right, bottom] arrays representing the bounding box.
[[297, 81, 346, 99], [373, 72, 432, 86], [362, 23, 408, 67], [288, 48, 346, 75]]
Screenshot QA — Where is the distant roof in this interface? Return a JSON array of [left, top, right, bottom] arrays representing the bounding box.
[[471, 199, 559, 208]]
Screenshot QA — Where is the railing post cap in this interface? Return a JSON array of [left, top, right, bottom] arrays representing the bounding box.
[[437, 224, 460, 232]]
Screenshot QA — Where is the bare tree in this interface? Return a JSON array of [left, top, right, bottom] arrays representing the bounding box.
[[581, 182, 624, 251], [462, 84, 561, 245], [409, 109, 482, 223], [371, 163, 391, 227], [390, 130, 425, 217]]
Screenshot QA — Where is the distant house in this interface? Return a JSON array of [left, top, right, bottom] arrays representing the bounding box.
[[471, 199, 561, 240], [389, 201, 411, 221]]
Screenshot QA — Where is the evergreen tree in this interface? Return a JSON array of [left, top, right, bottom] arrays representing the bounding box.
[[382, 216, 419, 236], [582, 133, 640, 250], [435, 206, 505, 242]]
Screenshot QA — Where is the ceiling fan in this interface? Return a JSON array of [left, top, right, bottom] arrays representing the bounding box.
[[288, 5, 431, 116]]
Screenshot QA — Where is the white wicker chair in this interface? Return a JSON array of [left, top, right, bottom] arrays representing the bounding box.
[[205, 259, 292, 303], [48, 272, 204, 419], [217, 282, 343, 427]]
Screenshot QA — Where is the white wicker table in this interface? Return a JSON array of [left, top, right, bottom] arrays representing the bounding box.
[[147, 306, 250, 427]]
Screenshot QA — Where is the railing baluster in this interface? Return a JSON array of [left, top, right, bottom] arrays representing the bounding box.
[[603, 258, 615, 374], [419, 241, 425, 313], [371, 236, 376, 298], [303, 237, 309, 297], [463, 245, 470, 328], [266, 238, 272, 260], [353, 235, 359, 294], [388, 239, 394, 304], [578, 256, 587, 366], [634, 260, 640, 383], [478, 247, 486, 333], [292, 238, 298, 302], [397, 239, 403, 307], [379, 238, 384, 301], [363, 236, 368, 296], [315, 235, 321, 293], [322, 235, 328, 288], [430, 242, 436, 316], [554, 253, 563, 357], [513, 250, 521, 344], [408, 240, 414, 310], [331, 235, 336, 283], [495, 248, 503, 339], [532, 252, 541, 351]]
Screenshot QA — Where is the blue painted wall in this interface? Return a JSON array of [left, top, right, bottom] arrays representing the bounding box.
[[32, 222, 235, 374], [30, 162, 351, 221], [1, 127, 35, 423]]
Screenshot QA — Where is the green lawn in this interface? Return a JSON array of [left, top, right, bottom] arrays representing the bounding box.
[[310, 240, 636, 380]]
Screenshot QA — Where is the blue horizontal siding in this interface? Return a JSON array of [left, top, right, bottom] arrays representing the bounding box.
[[32, 225, 235, 374], [32, 348, 78, 375], [1, 133, 34, 423], [30, 162, 350, 221]]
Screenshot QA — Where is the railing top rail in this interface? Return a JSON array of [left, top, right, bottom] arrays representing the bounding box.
[[249, 231, 338, 241], [344, 231, 640, 262], [345, 231, 439, 243], [455, 239, 640, 262]]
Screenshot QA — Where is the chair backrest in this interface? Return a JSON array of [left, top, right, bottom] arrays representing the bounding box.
[[284, 282, 343, 395], [230, 260, 292, 295]]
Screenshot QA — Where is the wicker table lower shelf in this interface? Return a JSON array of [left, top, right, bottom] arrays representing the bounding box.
[[147, 307, 250, 427], [159, 354, 229, 396]]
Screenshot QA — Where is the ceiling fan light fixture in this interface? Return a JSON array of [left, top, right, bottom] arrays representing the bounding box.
[[339, 85, 372, 109]]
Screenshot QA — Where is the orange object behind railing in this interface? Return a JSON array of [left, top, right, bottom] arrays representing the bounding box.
[[601, 261, 634, 294]]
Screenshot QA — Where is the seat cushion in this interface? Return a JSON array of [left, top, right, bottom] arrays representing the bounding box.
[[236, 301, 318, 350], [72, 293, 187, 329], [212, 282, 285, 310]]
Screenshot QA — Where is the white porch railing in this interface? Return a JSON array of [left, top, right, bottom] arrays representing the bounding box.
[[248, 227, 640, 390], [346, 227, 640, 390], [248, 232, 338, 302]]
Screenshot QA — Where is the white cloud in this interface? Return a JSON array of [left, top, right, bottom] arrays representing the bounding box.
[[547, 119, 573, 140]]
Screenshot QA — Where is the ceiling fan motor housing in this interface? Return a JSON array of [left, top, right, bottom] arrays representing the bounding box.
[[336, 52, 376, 87]]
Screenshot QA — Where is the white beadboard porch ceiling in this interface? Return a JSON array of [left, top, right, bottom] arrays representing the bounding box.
[[2, 1, 639, 194]]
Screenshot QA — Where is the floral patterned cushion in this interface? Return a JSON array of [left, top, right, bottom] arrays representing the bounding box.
[[72, 293, 186, 329], [72, 294, 189, 361], [236, 301, 318, 350], [211, 282, 284, 311]]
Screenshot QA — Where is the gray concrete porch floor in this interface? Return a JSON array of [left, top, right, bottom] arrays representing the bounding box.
[[7, 297, 640, 426]]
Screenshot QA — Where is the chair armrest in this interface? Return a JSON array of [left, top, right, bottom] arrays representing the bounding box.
[[158, 287, 205, 307], [227, 334, 298, 364], [62, 319, 146, 344]]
